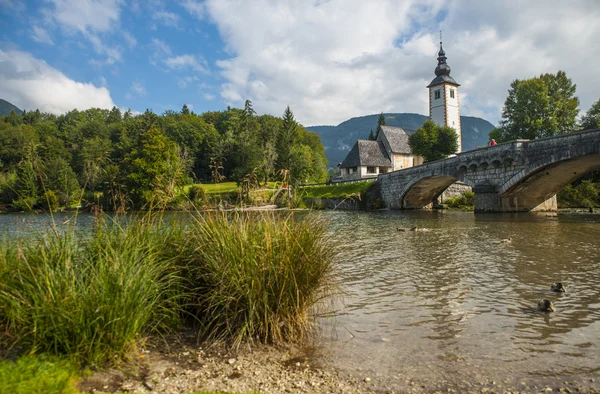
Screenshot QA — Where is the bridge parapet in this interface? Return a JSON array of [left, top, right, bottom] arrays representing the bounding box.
[[376, 128, 600, 212]]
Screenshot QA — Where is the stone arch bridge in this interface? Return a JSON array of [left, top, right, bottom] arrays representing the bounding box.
[[377, 129, 600, 212]]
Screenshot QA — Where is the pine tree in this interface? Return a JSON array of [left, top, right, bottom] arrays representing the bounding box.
[[276, 106, 299, 172], [368, 128, 376, 140]]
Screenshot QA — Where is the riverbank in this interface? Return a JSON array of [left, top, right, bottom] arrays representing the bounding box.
[[78, 333, 363, 394]]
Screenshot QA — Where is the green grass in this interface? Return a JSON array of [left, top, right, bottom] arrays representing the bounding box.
[[0, 210, 336, 366], [0, 355, 80, 394], [0, 217, 184, 365], [183, 182, 279, 195], [174, 212, 336, 346], [299, 181, 374, 199]]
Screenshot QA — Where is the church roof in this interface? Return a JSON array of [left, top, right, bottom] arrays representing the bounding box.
[[427, 41, 460, 87], [340, 140, 392, 168], [378, 125, 415, 154], [427, 74, 460, 87]]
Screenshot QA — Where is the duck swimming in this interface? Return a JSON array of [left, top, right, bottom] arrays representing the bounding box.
[[537, 299, 555, 312], [551, 282, 566, 292]]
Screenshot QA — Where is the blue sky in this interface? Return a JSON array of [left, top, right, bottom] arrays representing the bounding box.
[[1, 0, 599, 126]]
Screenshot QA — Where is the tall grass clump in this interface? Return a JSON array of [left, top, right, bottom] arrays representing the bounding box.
[[179, 212, 337, 346], [0, 218, 184, 365]]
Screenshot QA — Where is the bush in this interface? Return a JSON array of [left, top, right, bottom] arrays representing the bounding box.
[[11, 196, 37, 212], [41, 190, 59, 212], [0, 211, 336, 364], [558, 180, 599, 208], [188, 184, 207, 205], [445, 191, 475, 209], [0, 219, 183, 365], [175, 212, 335, 345]]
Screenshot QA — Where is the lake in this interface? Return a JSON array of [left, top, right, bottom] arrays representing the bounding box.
[[2, 210, 600, 392]]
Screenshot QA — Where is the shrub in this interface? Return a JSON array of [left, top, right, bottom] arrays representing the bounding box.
[[445, 191, 475, 209], [175, 212, 336, 345], [558, 180, 599, 208], [42, 190, 59, 212], [11, 196, 37, 212], [188, 184, 207, 205], [0, 219, 183, 365]]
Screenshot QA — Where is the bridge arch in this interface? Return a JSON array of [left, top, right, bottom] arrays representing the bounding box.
[[498, 153, 600, 210], [399, 175, 470, 209]]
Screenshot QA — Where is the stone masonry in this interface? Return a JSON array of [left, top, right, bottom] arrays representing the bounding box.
[[377, 128, 600, 212]]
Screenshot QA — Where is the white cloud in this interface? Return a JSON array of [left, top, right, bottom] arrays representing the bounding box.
[[43, 0, 125, 64], [203, 93, 215, 101], [0, 49, 115, 113], [125, 79, 147, 100], [122, 31, 137, 49], [178, 75, 199, 88], [181, 0, 206, 19], [46, 0, 123, 34], [164, 54, 208, 72], [203, 0, 600, 126], [153, 11, 180, 27], [31, 26, 55, 45]]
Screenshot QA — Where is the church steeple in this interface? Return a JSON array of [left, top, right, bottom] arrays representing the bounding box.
[[427, 33, 462, 152], [434, 41, 451, 77]]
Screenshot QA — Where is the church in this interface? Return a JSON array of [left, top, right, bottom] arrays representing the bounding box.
[[336, 40, 462, 182]]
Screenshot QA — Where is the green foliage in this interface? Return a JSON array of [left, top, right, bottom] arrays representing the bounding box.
[[175, 212, 335, 345], [368, 128, 376, 140], [0, 220, 183, 365], [42, 190, 59, 212], [300, 181, 374, 199], [558, 180, 599, 208], [408, 120, 458, 162], [0, 103, 328, 210], [42, 158, 81, 206], [188, 184, 207, 205], [491, 70, 579, 142], [0, 212, 336, 363], [580, 97, 600, 130], [0, 355, 79, 394], [445, 191, 475, 210]]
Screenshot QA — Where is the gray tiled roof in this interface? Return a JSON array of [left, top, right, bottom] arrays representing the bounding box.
[[378, 126, 415, 154], [427, 74, 460, 87], [340, 140, 391, 168]]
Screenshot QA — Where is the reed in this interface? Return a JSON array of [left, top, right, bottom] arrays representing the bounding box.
[[0, 210, 337, 365], [178, 212, 336, 346], [0, 218, 184, 365]]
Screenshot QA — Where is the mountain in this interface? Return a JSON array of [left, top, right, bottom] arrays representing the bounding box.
[[0, 99, 23, 116], [306, 113, 496, 168]]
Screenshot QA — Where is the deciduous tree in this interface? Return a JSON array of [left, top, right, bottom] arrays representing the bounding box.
[[408, 120, 458, 162]]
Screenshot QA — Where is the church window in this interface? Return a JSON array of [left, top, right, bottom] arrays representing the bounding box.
[[450, 88, 455, 98], [434, 90, 441, 100]]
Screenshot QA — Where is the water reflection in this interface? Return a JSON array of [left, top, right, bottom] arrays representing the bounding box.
[[319, 210, 600, 389]]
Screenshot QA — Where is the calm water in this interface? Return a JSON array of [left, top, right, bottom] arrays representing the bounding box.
[[317, 210, 600, 391], [2, 211, 600, 391]]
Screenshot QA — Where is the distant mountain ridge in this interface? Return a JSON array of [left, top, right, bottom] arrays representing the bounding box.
[[306, 113, 496, 168], [0, 99, 23, 116]]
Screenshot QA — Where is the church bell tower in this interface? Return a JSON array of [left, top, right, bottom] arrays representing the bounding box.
[[427, 38, 462, 152]]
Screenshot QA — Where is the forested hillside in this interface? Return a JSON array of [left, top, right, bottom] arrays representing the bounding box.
[[0, 99, 23, 116], [307, 113, 495, 167], [0, 102, 328, 211]]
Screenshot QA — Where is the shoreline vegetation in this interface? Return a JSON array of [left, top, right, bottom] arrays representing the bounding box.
[[0, 210, 337, 393]]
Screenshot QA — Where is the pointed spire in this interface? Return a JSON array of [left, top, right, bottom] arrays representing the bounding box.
[[427, 31, 459, 87]]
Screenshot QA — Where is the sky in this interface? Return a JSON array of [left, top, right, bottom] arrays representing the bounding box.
[[0, 0, 599, 127]]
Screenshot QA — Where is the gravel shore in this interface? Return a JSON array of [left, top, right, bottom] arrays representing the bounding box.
[[78, 332, 600, 394]]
